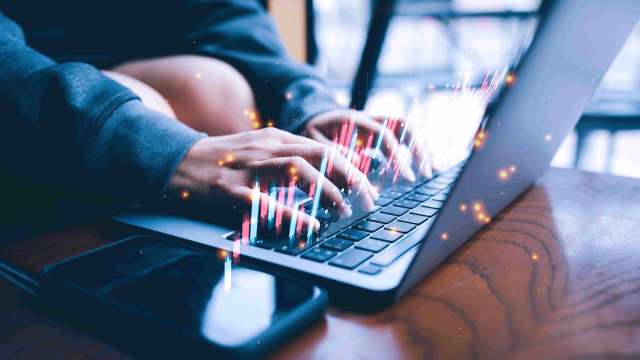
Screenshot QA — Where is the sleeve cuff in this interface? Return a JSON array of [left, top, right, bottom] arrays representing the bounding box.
[[87, 100, 206, 200], [278, 78, 341, 134]]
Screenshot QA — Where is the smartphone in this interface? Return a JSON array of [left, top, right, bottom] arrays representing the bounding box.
[[42, 235, 327, 359]]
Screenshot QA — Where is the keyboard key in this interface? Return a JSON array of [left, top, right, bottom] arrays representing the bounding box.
[[371, 229, 403, 242], [427, 181, 449, 190], [329, 249, 373, 269], [358, 263, 382, 275], [432, 177, 453, 186], [410, 207, 438, 217], [392, 185, 414, 193], [381, 206, 408, 216], [380, 190, 404, 199], [405, 193, 429, 202], [371, 235, 423, 266], [356, 239, 389, 253], [354, 220, 383, 232], [367, 205, 382, 214], [367, 213, 395, 224], [415, 187, 440, 196], [375, 197, 394, 206], [321, 238, 354, 251], [337, 229, 369, 241], [385, 221, 416, 234], [276, 242, 311, 256], [301, 247, 338, 262], [422, 199, 444, 209], [394, 199, 421, 209], [398, 213, 428, 225], [431, 193, 448, 201]]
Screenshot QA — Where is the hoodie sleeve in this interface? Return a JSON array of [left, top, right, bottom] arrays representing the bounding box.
[[0, 11, 206, 201], [175, 0, 340, 134]]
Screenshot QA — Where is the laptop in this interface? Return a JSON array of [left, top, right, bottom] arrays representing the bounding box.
[[115, 0, 640, 311]]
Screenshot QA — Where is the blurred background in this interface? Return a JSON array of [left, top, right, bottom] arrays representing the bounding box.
[[286, 0, 640, 178]]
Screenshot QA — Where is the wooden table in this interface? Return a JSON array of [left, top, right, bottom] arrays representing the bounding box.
[[2, 168, 640, 359]]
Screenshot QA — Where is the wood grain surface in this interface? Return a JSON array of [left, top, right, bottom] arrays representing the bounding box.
[[2, 168, 640, 359]]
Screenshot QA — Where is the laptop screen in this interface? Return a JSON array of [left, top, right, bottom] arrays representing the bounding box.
[[400, 0, 640, 294]]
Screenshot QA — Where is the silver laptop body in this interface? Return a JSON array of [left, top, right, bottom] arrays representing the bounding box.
[[116, 0, 640, 310]]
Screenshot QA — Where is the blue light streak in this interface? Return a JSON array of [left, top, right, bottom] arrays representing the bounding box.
[[288, 200, 300, 242], [249, 178, 260, 245], [267, 186, 277, 229], [307, 149, 329, 242]]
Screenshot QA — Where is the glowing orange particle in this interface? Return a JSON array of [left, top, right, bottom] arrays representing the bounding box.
[[474, 131, 486, 148], [532, 253, 539, 261], [509, 165, 517, 173], [440, 232, 449, 241], [505, 73, 516, 85], [285, 92, 293, 100], [218, 160, 224, 165], [289, 166, 297, 175], [180, 190, 190, 200], [195, 72, 203, 79], [473, 202, 482, 211], [459, 203, 467, 212], [498, 169, 509, 180], [267, 121, 274, 127], [226, 154, 234, 162]]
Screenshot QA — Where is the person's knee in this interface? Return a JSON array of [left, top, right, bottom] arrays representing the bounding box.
[[113, 55, 257, 135], [102, 70, 176, 118], [177, 56, 257, 132]]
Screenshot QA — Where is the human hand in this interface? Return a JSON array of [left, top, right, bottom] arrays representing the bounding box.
[[304, 109, 433, 182], [167, 127, 379, 230]]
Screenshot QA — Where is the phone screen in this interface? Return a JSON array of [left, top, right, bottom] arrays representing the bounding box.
[[45, 236, 321, 347]]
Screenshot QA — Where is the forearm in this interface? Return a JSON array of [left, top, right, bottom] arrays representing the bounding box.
[[0, 12, 205, 200]]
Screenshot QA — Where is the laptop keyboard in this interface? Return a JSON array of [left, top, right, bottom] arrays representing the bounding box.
[[225, 165, 461, 275]]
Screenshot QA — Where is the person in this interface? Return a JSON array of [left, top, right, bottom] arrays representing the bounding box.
[[0, 0, 430, 232]]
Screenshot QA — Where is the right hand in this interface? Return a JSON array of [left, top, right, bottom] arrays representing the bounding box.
[[167, 127, 379, 230]]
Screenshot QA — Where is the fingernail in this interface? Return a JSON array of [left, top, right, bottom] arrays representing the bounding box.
[[365, 196, 376, 212], [340, 203, 353, 218], [404, 168, 417, 182], [370, 186, 380, 201]]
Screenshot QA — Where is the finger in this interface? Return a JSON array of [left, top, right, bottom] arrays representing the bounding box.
[[249, 156, 364, 217], [394, 118, 434, 177], [412, 140, 434, 178], [270, 144, 379, 202], [231, 186, 320, 232], [352, 115, 417, 182], [305, 126, 333, 145], [257, 127, 323, 146], [371, 115, 435, 177]]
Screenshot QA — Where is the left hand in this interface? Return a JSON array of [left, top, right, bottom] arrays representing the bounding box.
[[303, 109, 433, 182]]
